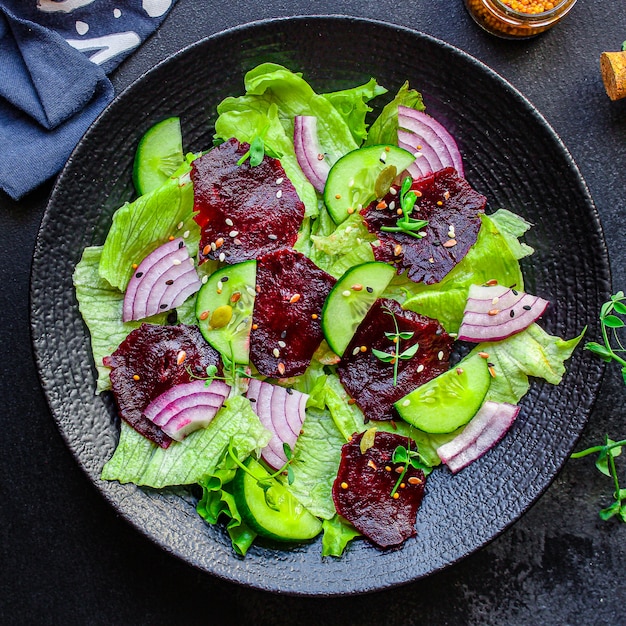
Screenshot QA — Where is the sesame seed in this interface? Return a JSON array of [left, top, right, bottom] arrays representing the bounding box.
[[277, 363, 286, 375], [199, 310, 210, 320], [177, 221, 184, 229], [417, 364, 425, 373], [492, 296, 500, 305], [219, 252, 226, 262], [278, 340, 286, 348], [172, 259, 181, 266], [456, 367, 464, 375], [201, 275, 208, 284], [479, 352, 490, 358], [132, 374, 140, 381], [442, 239, 457, 248], [352, 347, 361, 356], [229, 230, 239, 238], [289, 293, 301, 303], [437, 350, 444, 360], [183, 230, 190, 239], [273, 348, 280, 358], [342, 290, 351, 297], [276, 189, 282, 199], [268, 234, 278, 240], [176, 350, 187, 365], [488, 309, 500, 316], [225, 218, 234, 227], [523, 304, 532, 310], [341, 482, 349, 489], [402, 399, 411, 407], [276, 177, 283, 185]]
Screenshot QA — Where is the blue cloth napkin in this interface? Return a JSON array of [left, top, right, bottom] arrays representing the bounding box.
[[0, 0, 177, 200]]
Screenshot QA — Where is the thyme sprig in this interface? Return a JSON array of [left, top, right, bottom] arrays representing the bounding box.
[[371, 305, 419, 386], [380, 176, 428, 239], [573, 290, 626, 522]]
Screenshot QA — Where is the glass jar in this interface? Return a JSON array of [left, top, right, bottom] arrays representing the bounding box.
[[463, 0, 578, 39]]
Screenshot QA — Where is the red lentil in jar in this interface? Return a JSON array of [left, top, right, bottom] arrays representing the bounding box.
[[463, 0, 578, 38]]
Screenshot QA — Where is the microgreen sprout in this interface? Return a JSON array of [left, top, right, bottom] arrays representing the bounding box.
[[573, 291, 626, 522], [237, 125, 282, 167], [585, 290, 626, 384], [371, 305, 419, 385], [228, 441, 295, 511], [390, 440, 431, 498], [380, 176, 429, 239]]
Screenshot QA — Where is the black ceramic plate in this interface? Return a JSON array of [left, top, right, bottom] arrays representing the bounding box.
[[31, 16, 609, 595]]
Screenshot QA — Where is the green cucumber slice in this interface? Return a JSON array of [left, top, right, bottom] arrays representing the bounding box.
[[195, 260, 256, 364], [233, 458, 322, 542], [321, 261, 396, 357], [133, 117, 184, 195], [323, 144, 415, 224], [395, 352, 491, 434]]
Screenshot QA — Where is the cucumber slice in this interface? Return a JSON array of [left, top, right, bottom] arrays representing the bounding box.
[[321, 261, 396, 357], [195, 260, 256, 364], [133, 117, 184, 195], [233, 458, 322, 542], [323, 144, 415, 224], [395, 352, 491, 434]]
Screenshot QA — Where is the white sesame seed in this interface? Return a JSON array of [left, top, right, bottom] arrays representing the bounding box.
[[189, 257, 194, 266], [417, 364, 425, 373], [380, 151, 387, 162], [437, 351, 444, 360], [342, 290, 351, 297], [268, 234, 277, 240], [201, 275, 208, 284], [273, 348, 280, 358], [389, 187, 397, 195], [352, 346, 361, 356], [276, 177, 283, 185], [219, 252, 226, 262], [225, 218, 234, 227], [210, 242, 217, 252], [229, 230, 239, 238], [278, 340, 286, 348], [183, 230, 190, 239], [177, 221, 184, 230], [389, 201, 396, 210], [172, 259, 181, 266], [276, 189, 283, 199], [217, 280, 223, 291], [402, 399, 411, 407]]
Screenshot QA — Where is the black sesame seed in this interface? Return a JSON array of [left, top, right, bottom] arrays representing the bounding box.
[[166, 310, 178, 324], [523, 305, 532, 310], [221, 276, 229, 282], [510, 310, 515, 318], [249, 397, 257, 402], [178, 241, 184, 249], [280, 330, 287, 339], [165, 279, 174, 285], [286, 388, 293, 395], [160, 304, 168, 310], [135, 272, 143, 278], [366, 286, 374, 293], [512, 289, 519, 296]]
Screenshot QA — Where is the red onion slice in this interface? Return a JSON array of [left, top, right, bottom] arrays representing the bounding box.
[[398, 128, 443, 179], [397, 105, 464, 178], [437, 401, 520, 473], [246, 378, 308, 470], [123, 237, 201, 322], [143, 379, 230, 442], [457, 284, 550, 342], [294, 115, 330, 192]]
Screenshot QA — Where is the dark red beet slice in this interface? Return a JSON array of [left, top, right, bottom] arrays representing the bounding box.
[[192, 138, 305, 265], [103, 324, 221, 448], [361, 167, 486, 284], [332, 430, 426, 548], [250, 248, 336, 378], [338, 298, 452, 422]]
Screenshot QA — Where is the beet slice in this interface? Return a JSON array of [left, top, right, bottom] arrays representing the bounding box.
[[332, 430, 426, 548], [250, 248, 336, 378], [338, 298, 452, 422], [103, 323, 221, 448], [361, 167, 486, 285], [192, 138, 305, 265]]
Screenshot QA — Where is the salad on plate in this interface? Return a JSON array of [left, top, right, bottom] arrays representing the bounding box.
[[73, 63, 581, 557]]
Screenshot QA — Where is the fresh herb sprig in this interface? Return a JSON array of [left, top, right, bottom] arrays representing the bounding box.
[[572, 437, 626, 521], [380, 176, 429, 239], [390, 441, 431, 498], [236, 125, 282, 167], [573, 290, 626, 522], [371, 305, 419, 386], [585, 290, 626, 384], [227, 441, 295, 511]]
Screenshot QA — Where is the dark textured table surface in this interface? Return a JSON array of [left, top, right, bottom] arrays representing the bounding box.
[[2, 1, 626, 624]]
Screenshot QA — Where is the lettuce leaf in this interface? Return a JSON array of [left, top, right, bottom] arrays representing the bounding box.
[[196, 453, 257, 557], [401, 212, 527, 332], [323, 78, 387, 144], [288, 407, 345, 519], [472, 323, 584, 404], [99, 169, 197, 291], [321, 515, 361, 557], [364, 81, 425, 146], [101, 395, 271, 488]]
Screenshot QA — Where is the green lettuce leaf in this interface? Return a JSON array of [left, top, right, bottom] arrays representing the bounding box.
[[323, 78, 387, 144], [364, 81, 425, 146], [196, 453, 257, 556], [401, 212, 527, 332], [471, 323, 585, 404], [99, 168, 197, 291], [101, 395, 271, 488], [288, 407, 345, 519], [73, 246, 170, 393], [321, 515, 361, 557]]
